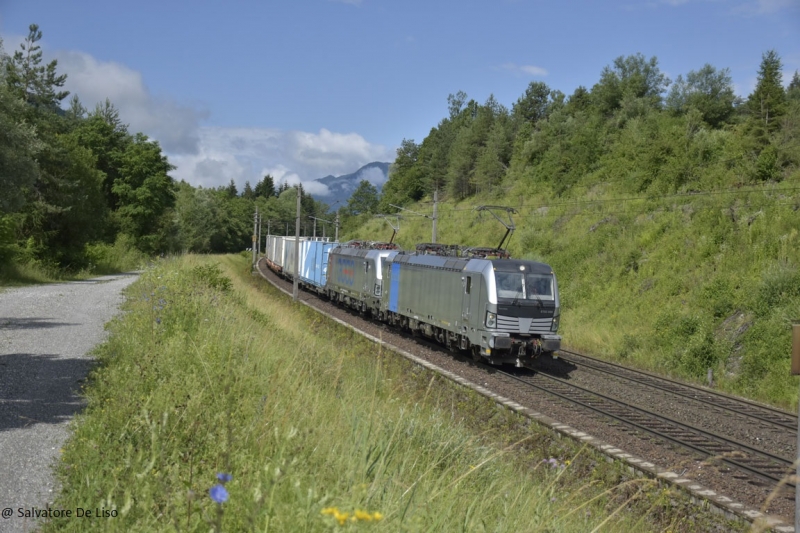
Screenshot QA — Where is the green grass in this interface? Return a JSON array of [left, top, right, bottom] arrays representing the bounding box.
[[352, 180, 800, 410], [42, 254, 745, 532]]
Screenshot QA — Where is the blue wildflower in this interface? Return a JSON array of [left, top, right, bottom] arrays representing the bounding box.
[[156, 317, 161, 324], [217, 472, 232, 483], [210, 484, 228, 503]]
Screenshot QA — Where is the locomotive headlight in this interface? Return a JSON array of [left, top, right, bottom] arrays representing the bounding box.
[[485, 311, 497, 328], [551, 311, 560, 332]]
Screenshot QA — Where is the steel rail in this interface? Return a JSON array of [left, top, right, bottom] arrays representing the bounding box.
[[493, 366, 795, 488], [556, 349, 797, 431]]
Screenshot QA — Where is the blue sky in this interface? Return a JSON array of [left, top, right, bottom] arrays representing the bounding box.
[[1, 0, 799, 199]]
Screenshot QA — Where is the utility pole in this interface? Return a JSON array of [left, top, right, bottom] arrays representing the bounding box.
[[432, 188, 438, 244], [308, 216, 332, 240], [335, 209, 340, 242], [293, 187, 301, 300], [265, 220, 271, 255], [252, 207, 258, 267], [257, 212, 262, 256]]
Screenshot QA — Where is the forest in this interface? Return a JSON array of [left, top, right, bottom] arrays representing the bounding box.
[[381, 52, 799, 210], [0, 25, 355, 280], [3, 23, 798, 281]]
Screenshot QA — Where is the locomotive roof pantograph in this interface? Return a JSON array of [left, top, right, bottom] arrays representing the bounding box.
[[474, 205, 517, 257]]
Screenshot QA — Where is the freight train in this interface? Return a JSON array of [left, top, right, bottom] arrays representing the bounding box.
[[263, 236, 561, 367]]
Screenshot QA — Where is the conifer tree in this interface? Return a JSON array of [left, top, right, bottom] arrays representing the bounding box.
[[747, 50, 786, 137], [5, 24, 69, 109]]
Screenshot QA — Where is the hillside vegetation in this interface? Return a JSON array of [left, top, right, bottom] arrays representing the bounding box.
[[349, 51, 800, 408]]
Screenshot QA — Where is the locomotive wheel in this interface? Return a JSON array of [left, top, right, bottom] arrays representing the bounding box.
[[470, 346, 482, 362]]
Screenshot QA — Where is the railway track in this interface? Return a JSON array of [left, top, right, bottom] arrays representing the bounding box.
[[491, 364, 795, 488], [557, 349, 798, 432]]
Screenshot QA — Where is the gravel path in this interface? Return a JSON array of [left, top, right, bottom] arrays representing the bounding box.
[[0, 273, 138, 533]]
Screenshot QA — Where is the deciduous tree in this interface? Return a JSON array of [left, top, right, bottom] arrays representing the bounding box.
[[666, 64, 736, 127], [591, 53, 670, 115], [347, 180, 379, 215]]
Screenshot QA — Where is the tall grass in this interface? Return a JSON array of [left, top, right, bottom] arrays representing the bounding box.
[[42, 254, 744, 532]]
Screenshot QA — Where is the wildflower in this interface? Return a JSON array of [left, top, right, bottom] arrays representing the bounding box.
[[322, 507, 383, 525], [217, 473, 233, 483], [156, 318, 161, 324], [209, 484, 228, 503]]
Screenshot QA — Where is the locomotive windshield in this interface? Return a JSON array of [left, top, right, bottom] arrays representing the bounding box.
[[495, 272, 554, 301]]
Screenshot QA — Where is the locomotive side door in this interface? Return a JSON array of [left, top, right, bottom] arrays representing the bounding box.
[[461, 275, 472, 323], [362, 260, 371, 297]]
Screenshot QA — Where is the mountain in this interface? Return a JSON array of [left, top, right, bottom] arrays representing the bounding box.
[[310, 162, 390, 208]]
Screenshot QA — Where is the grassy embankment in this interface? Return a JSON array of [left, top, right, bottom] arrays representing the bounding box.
[[43, 254, 746, 532], [353, 178, 800, 409]]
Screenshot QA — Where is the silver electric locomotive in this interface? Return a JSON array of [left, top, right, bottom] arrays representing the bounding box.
[[381, 248, 561, 366]]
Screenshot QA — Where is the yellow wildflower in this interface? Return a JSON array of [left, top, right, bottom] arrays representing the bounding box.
[[334, 510, 350, 525], [372, 512, 384, 521], [354, 510, 373, 521]]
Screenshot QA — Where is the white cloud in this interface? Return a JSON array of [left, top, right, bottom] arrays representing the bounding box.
[[7, 42, 391, 198], [499, 62, 548, 77], [360, 166, 388, 187], [730, 0, 799, 15], [55, 50, 208, 154], [169, 127, 395, 197], [754, 0, 796, 13]]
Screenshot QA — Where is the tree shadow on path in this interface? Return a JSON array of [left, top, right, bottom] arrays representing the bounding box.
[[0, 353, 93, 432]]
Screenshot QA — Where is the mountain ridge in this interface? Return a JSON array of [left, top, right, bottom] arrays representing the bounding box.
[[310, 161, 390, 207]]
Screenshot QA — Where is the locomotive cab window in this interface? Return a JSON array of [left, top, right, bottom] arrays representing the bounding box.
[[495, 272, 524, 299], [464, 276, 472, 294], [496, 272, 555, 300], [525, 274, 554, 300], [364, 262, 370, 273]]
